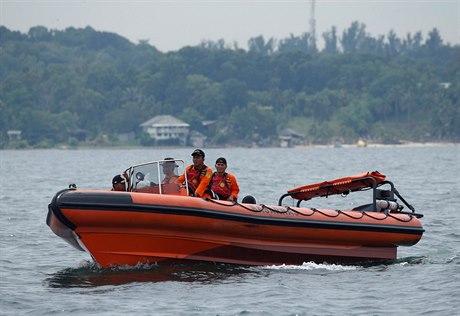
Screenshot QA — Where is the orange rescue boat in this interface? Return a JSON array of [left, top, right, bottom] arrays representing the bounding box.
[[46, 160, 424, 268]]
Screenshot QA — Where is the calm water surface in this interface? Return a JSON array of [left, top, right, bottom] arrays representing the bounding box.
[[1, 145, 459, 315]]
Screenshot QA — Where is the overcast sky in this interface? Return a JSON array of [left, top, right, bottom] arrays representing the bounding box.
[[1, 0, 459, 52]]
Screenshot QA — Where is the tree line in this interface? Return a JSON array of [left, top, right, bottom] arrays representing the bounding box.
[[0, 23, 459, 148]]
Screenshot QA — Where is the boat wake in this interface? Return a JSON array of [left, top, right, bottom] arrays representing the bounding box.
[[261, 256, 427, 271], [261, 261, 358, 271], [392, 256, 426, 265]]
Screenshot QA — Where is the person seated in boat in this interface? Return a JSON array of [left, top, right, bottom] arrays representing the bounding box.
[[177, 149, 213, 198], [111, 174, 126, 191], [161, 157, 179, 184], [209, 157, 240, 201]]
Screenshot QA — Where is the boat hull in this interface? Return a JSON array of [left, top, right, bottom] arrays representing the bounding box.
[[47, 189, 424, 268]]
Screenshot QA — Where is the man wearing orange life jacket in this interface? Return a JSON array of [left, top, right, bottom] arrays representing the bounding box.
[[177, 149, 213, 198], [210, 157, 240, 201], [161, 157, 179, 184]]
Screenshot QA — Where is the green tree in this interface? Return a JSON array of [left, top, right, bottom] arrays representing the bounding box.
[[19, 110, 78, 145], [425, 28, 443, 57], [278, 33, 314, 53], [179, 107, 204, 132], [28, 26, 52, 41], [333, 96, 373, 139], [222, 79, 248, 109], [386, 30, 401, 57], [322, 27, 338, 54], [248, 35, 275, 56], [341, 21, 367, 53], [228, 103, 276, 140], [0, 25, 458, 147]]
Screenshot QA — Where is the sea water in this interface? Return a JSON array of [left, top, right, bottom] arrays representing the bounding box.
[[1, 145, 459, 315]]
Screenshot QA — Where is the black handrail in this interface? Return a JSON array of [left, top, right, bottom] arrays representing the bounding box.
[[394, 188, 416, 213]]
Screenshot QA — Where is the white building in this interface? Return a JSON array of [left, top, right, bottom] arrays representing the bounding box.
[[7, 130, 22, 141], [140, 115, 190, 146], [279, 128, 304, 148]]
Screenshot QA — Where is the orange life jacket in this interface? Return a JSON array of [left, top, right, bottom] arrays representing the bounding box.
[[162, 175, 178, 185], [186, 165, 208, 193], [210, 172, 232, 200]]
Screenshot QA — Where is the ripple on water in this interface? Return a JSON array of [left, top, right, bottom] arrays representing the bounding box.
[[44, 262, 257, 289], [1, 146, 459, 315]]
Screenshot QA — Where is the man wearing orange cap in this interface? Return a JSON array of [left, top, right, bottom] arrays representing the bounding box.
[[177, 149, 213, 198]]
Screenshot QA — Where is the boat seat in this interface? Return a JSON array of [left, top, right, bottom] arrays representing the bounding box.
[[242, 195, 257, 204]]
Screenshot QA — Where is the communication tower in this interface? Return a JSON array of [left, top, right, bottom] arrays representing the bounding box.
[[309, 0, 317, 49]]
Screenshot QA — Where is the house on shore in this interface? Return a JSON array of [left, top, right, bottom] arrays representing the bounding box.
[[7, 130, 22, 142], [279, 128, 304, 148], [140, 115, 190, 146]]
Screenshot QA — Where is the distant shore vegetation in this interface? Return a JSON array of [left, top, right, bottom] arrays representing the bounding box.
[[1, 23, 459, 149]]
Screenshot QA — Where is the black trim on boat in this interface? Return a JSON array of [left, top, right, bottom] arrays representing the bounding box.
[[54, 191, 424, 236], [48, 189, 136, 232], [58, 190, 134, 206], [47, 189, 78, 230]]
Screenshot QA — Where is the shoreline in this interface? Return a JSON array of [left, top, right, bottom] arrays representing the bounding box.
[[1, 141, 458, 151], [295, 141, 459, 149]]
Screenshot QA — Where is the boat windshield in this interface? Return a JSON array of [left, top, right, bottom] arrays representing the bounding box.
[[126, 159, 188, 196]]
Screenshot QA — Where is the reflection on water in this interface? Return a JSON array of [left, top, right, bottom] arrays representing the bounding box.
[[45, 261, 255, 288], [45, 257, 426, 289]]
